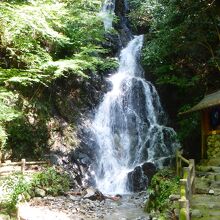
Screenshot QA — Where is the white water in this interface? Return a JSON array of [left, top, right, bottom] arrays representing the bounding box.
[[91, 35, 178, 194], [99, 0, 115, 30], [88, 0, 179, 194]]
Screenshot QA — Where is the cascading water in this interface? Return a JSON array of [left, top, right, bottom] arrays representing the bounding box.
[[100, 0, 115, 30], [90, 0, 179, 194]]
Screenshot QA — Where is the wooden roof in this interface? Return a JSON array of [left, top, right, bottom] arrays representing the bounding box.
[[179, 90, 220, 115]]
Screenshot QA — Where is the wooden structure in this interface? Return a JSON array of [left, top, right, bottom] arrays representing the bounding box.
[[180, 90, 220, 158], [176, 150, 195, 220], [0, 159, 49, 176]]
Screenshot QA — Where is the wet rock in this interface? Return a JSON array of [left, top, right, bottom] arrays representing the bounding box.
[[142, 162, 157, 183], [83, 187, 105, 201], [127, 162, 156, 192], [128, 166, 148, 192], [68, 195, 81, 202], [35, 188, 46, 197], [46, 153, 63, 165]]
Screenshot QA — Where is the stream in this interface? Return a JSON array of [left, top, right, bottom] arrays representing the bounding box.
[[19, 193, 149, 220]]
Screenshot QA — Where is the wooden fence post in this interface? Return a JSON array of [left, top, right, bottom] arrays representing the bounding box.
[[21, 159, 26, 174], [179, 198, 190, 220], [183, 167, 191, 200], [189, 159, 195, 194], [176, 150, 179, 176], [180, 179, 187, 198], [176, 150, 182, 176]]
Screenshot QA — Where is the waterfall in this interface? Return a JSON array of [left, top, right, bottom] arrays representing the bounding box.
[[89, 0, 179, 194], [100, 0, 115, 30]]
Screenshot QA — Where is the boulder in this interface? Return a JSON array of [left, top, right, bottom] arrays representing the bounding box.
[[127, 162, 157, 192], [141, 162, 157, 183], [83, 187, 105, 201], [127, 166, 148, 192], [34, 188, 46, 197]]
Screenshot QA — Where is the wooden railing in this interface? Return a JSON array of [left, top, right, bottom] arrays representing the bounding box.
[[176, 150, 195, 220], [0, 159, 49, 175]]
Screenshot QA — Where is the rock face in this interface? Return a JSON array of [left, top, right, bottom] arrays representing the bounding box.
[[43, 71, 111, 188], [52, 73, 109, 122], [114, 0, 133, 46], [127, 162, 156, 192]]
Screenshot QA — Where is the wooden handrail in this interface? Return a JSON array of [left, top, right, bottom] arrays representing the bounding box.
[[0, 160, 49, 167], [176, 150, 195, 220], [0, 159, 49, 175]]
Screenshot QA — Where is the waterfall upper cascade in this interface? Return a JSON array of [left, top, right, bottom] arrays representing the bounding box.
[[100, 0, 116, 30], [90, 0, 179, 194]]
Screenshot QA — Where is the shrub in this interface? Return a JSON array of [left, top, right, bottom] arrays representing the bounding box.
[[146, 169, 179, 218], [0, 167, 71, 215], [31, 167, 70, 196], [0, 173, 31, 213]]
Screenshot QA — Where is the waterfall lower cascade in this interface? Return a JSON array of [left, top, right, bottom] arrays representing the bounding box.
[[90, 0, 179, 195]]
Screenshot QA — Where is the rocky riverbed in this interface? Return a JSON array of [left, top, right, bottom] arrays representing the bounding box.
[[19, 191, 150, 220]]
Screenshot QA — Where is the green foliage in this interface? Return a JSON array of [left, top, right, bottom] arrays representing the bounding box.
[[0, 1, 67, 68], [31, 167, 70, 196], [0, 0, 105, 87], [0, 88, 20, 122], [0, 88, 21, 152], [0, 168, 70, 214], [5, 98, 51, 160], [0, 173, 31, 212], [6, 118, 49, 159], [177, 109, 200, 143], [129, 0, 220, 148], [146, 169, 179, 215], [0, 0, 108, 158], [140, 0, 219, 92], [127, 0, 157, 32], [97, 57, 119, 73]]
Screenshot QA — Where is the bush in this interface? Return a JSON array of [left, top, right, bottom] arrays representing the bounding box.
[[146, 169, 179, 219], [0, 167, 70, 214], [31, 167, 70, 196], [0, 173, 31, 213]]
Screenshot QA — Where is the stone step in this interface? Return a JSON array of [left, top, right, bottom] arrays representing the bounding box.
[[191, 208, 220, 220], [196, 171, 220, 181], [210, 180, 220, 188], [196, 165, 220, 173], [191, 194, 220, 204], [192, 216, 220, 220], [195, 176, 220, 194], [194, 177, 211, 194], [195, 187, 220, 195], [206, 158, 220, 166], [191, 198, 220, 209]]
